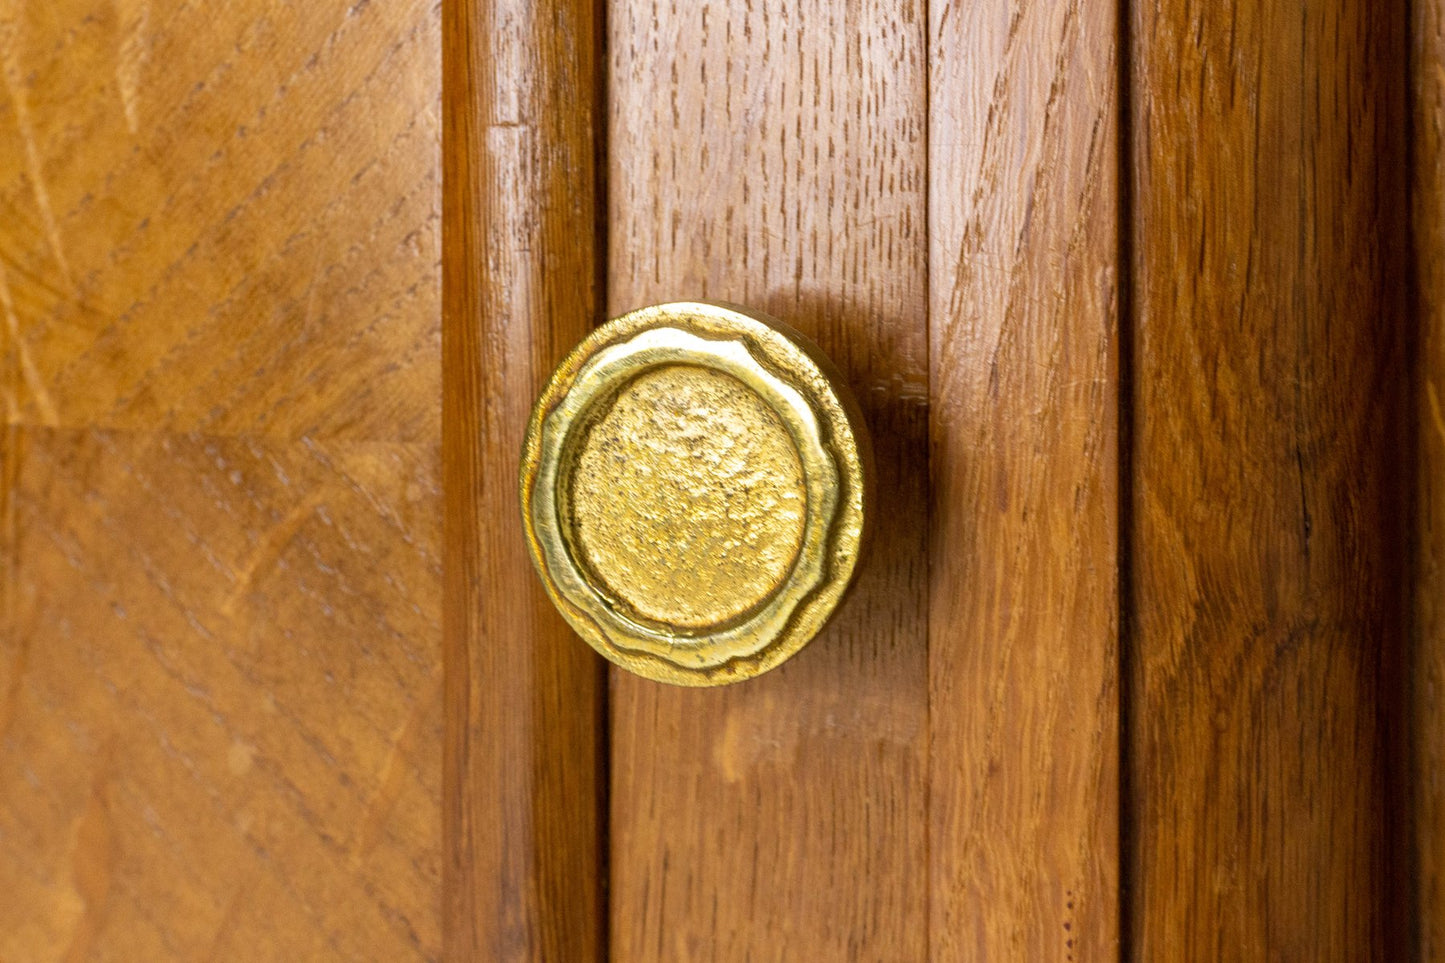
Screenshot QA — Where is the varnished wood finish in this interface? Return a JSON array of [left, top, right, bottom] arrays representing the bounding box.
[[928, 0, 1120, 958], [442, 0, 606, 960], [6, 1, 1434, 958], [0, 0, 442, 960], [1127, 0, 1410, 956], [1418, 0, 1445, 953], [605, 1, 929, 957]]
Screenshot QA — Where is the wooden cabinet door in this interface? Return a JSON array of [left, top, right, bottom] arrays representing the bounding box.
[[450, 0, 1427, 961], [1, 0, 1437, 960]]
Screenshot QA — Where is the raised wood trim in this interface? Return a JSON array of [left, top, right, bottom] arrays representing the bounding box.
[[442, 0, 607, 959]]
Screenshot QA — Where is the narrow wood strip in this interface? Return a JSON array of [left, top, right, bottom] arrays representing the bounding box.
[[927, 0, 1121, 957], [604, 1, 930, 958], [442, 0, 606, 959], [1417, 0, 1445, 952], [1126, 0, 1410, 955]]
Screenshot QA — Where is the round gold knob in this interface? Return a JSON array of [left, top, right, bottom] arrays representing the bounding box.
[[519, 302, 870, 686]]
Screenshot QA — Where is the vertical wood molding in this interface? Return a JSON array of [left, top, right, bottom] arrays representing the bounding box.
[[604, 1, 930, 958], [1126, 0, 1410, 955], [442, 0, 606, 959], [1417, 0, 1445, 952], [927, 0, 1122, 958]]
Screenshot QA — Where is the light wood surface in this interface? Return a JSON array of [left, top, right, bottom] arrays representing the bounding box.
[[1418, 0, 1445, 954], [0, 0, 443, 960], [1126, 0, 1411, 956], [604, 0, 930, 958], [442, 0, 606, 960], [928, 0, 1120, 958]]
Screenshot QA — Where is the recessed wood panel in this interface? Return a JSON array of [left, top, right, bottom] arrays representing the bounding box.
[[1126, 0, 1410, 955], [1417, 0, 1445, 953]]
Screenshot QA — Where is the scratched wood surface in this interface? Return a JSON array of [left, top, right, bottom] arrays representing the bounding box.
[[1418, 0, 1445, 954], [928, 0, 1120, 958], [0, 1, 442, 960], [604, 0, 930, 958], [1126, 0, 1411, 956], [442, 0, 606, 959]]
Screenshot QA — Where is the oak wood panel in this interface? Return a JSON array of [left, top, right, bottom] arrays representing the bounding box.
[[605, 1, 929, 958], [1417, 0, 1445, 953], [441, 0, 606, 960], [1126, 0, 1410, 956], [0, 431, 442, 961], [928, 0, 1120, 958], [0, 0, 443, 960]]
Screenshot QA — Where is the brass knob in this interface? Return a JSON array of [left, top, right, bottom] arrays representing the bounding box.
[[520, 302, 871, 686]]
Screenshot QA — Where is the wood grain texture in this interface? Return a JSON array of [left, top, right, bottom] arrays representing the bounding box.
[[441, 0, 606, 960], [0, 0, 442, 960], [928, 0, 1119, 958], [1126, 0, 1410, 956], [605, 0, 929, 958], [1417, 0, 1445, 953]]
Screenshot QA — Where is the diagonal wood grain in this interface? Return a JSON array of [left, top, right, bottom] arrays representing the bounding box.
[[442, 0, 607, 960], [0, 1, 443, 959], [0, 431, 441, 962], [0, 0, 439, 441], [928, 0, 1120, 958], [1126, 0, 1411, 955], [605, 1, 930, 958]]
